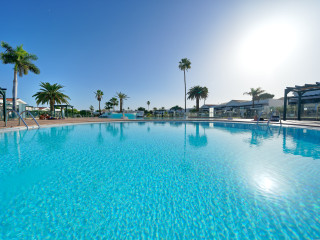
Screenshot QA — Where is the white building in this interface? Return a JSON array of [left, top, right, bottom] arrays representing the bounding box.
[[0, 98, 27, 112], [201, 98, 283, 118]]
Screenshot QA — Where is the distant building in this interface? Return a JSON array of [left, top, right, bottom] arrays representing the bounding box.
[[200, 104, 218, 112], [0, 98, 27, 112], [289, 90, 320, 105], [202, 98, 283, 118], [26, 106, 50, 111]]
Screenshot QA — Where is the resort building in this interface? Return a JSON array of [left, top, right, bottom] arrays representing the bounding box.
[[201, 99, 283, 118], [0, 98, 27, 112], [0, 98, 28, 120], [286, 90, 320, 120], [26, 106, 50, 111], [284, 82, 320, 120]]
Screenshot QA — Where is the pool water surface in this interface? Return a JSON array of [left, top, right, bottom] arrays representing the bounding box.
[[0, 122, 320, 239]]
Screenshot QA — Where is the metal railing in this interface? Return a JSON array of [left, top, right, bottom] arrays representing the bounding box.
[[6, 110, 28, 129], [20, 110, 40, 128]]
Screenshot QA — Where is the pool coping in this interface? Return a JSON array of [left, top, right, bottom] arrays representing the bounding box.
[[1, 118, 320, 133]]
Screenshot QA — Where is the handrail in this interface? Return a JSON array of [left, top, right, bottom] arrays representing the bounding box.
[[267, 111, 282, 127], [266, 112, 274, 126], [6, 110, 28, 129], [20, 110, 40, 128], [256, 111, 264, 125]]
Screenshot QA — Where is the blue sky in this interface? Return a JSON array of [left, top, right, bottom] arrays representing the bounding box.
[[1, 0, 320, 110]]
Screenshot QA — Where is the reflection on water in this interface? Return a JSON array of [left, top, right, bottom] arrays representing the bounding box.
[[282, 127, 320, 159], [105, 122, 127, 141], [203, 122, 320, 159], [188, 123, 208, 147]]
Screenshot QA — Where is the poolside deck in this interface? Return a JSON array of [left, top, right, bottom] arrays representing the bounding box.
[[0, 117, 124, 130], [0, 117, 320, 131]]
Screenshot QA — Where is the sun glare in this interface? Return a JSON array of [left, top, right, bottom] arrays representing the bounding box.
[[236, 19, 299, 74]]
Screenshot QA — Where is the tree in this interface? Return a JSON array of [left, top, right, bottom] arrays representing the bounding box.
[[94, 90, 104, 115], [105, 101, 113, 111], [258, 93, 275, 100], [170, 105, 183, 111], [153, 107, 157, 111], [187, 86, 209, 112], [137, 107, 146, 111], [116, 92, 129, 112], [147, 101, 150, 110], [32, 82, 70, 113], [1, 42, 40, 112], [243, 87, 265, 108], [178, 58, 191, 112], [109, 97, 119, 111], [89, 105, 94, 116]]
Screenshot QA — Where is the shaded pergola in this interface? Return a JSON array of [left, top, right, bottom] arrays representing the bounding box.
[[54, 104, 74, 118], [283, 82, 320, 120], [0, 87, 7, 125]]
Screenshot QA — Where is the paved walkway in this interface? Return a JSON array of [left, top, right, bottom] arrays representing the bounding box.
[[1, 117, 320, 130], [0, 117, 124, 130]]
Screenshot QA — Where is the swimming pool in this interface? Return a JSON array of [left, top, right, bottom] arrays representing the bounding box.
[[99, 112, 137, 119], [0, 122, 320, 238]]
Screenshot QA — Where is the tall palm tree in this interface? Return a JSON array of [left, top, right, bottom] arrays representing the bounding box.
[[147, 101, 150, 110], [1, 42, 40, 112], [94, 90, 104, 115], [243, 87, 265, 108], [32, 82, 70, 113], [187, 86, 209, 112], [178, 58, 191, 112], [109, 97, 119, 111], [116, 92, 129, 112]]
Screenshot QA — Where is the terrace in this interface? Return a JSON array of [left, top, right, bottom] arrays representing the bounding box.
[[283, 82, 320, 120]]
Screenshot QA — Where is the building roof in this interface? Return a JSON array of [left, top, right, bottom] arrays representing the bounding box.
[[286, 82, 320, 93], [206, 98, 282, 109], [0, 98, 27, 104]]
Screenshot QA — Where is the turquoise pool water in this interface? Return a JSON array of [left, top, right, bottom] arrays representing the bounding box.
[[100, 112, 137, 119], [0, 122, 320, 239]]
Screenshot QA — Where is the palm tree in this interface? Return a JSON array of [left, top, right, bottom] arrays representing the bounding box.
[[178, 58, 191, 112], [243, 87, 265, 108], [109, 97, 119, 111], [1, 42, 40, 112], [147, 101, 150, 110], [94, 90, 104, 115], [187, 86, 209, 112], [32, 82, 70, 113], [116, 92, 129, 112]]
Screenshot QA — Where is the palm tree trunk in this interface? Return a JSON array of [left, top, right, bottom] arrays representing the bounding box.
[[184, 69, 186, 113], [120, 100, 123, 112], [252, 99, 255, 108], [50, 99, 54, 116], [99, 100, 101, 115], [12, 70, 18, 112], [196, 97, 200, 112]]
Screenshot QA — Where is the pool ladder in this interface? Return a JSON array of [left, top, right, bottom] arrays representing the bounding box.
[[6, 110, 40, 130], [256, 111, 282, 127]]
